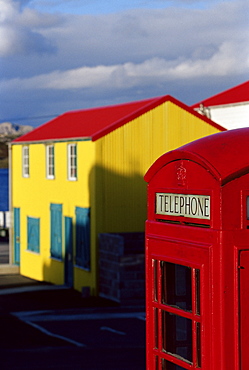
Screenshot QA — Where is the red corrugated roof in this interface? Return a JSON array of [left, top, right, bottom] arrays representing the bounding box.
[[192, 80, 249, 109], [13, 95, 225, 144]]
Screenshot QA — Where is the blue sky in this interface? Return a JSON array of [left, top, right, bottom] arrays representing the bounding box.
[[28, 0, 214, 14], [0, 0, 248, 126]]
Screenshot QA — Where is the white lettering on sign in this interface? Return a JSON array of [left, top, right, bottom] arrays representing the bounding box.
[[156, 193, 210, 220]]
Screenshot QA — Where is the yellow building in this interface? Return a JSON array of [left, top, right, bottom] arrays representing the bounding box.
[[10, 95, 225, 294]]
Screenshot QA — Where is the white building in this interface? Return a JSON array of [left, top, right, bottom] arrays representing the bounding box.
[[192, 81, 249, 130]]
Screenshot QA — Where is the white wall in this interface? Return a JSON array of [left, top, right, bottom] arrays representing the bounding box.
[[195, 103, 249, 130]]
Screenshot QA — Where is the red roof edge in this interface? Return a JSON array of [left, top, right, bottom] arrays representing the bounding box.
[[12, 113, 67, 143], [92, 95, 226, 141], [191, 80, 249, 109], [12, 94, 226, 144]]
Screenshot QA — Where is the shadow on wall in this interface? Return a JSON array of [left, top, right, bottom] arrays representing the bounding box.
[[90, 164, 147, 304], [90, 164, 148, 234], [40, 163, 148, 297]]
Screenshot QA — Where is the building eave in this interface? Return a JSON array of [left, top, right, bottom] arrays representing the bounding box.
[[10, 137, 92, 145]]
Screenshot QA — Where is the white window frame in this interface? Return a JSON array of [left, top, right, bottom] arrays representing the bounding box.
[[68, 143, 77, 181], [46, 144, 55, 179], [22, 145, 30, 178]]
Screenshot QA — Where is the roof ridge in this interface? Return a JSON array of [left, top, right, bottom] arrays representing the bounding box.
[[92, 95, 167, 141], [12, 94, 226, 144]]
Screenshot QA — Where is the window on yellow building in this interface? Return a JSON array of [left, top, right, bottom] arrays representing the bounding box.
[[22, 146, 30, 178], [46, 144, 55, 179], [68, 143, 77, 181]]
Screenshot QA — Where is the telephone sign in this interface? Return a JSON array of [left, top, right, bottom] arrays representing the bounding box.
[[156, 193, 210, 220]]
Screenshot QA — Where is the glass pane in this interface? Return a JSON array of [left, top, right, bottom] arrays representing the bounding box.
[[153, 259, 158, 302], [162, 310, 193, 363], [196, 322, 201, 368], [162, 359, 187, 370], [154, 308, 158, 349], [161, 261, 192, 312], [155, 355, 159, 370], [195, 269, 201, 315]]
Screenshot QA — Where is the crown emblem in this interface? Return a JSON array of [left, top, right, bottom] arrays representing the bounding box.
[[176, 162, 187, 186]]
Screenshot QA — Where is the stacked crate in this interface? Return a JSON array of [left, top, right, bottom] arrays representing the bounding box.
[[99, 232, 145, 305]]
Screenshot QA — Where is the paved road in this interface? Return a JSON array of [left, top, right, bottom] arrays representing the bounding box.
[[13, 309, 146, 348], [0, 278, 146, 370]]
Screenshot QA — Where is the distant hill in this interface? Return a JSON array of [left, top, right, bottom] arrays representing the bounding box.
[[0, 122, 34, 168], [0, 122, 33, 137]]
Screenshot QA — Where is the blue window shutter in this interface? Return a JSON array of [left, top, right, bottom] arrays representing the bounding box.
[[50, 204, 62, 259], [75, 207, 90, 270], [27, 217, 40, 253]]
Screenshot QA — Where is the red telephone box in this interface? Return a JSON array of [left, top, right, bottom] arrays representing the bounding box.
[[144, 128, 249, 370]]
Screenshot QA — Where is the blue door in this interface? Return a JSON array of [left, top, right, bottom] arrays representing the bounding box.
[[13, 208, 20, 265], [50, 204, 62, 260], [27, 217, 40, 253], [75, 207, 90, 270], [64, 216, 73, 287]]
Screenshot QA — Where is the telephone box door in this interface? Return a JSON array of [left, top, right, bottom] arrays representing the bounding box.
[[146, 236, 210, 369]]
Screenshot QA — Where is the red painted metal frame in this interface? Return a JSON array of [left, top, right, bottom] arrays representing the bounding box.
[[146, 224, 212, 369]]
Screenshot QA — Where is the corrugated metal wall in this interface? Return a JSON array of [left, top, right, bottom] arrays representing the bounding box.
[[94, 100, 222, 234]]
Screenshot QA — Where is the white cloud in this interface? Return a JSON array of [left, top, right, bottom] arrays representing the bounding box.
[[0, 0, 248, 124], [0, 0, 18, 21], [38, 0, 248, 70], [0, 0, 59, 56], [2, 39, 248, 92]]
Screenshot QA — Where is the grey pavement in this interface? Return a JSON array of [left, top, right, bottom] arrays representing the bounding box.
[[0, 243, 146, 369]]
